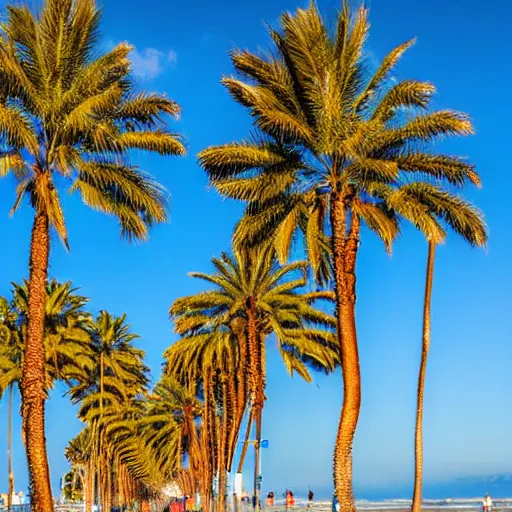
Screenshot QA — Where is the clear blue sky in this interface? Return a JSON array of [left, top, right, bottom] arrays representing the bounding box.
[[1, 0, 511, 501]]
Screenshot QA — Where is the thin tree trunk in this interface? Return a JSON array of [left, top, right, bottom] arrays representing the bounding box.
[[229, 324, 248, 472], [99, 354, 104, 511], [235, 407, 253, 512], [86, 459, 93, 512], [105, 453, 112, 512], [225, 364, 238, 472], [92, 423, 100, 510], [7, 384, 15, 512], [253, 408, 262, 512], [236, 408, 253, 475], [217, 379, 229, 512], [117, 461, 124, 508], [246, 301, 264, 512], [113, 456, 118, 508], [22, 211, 53, 512], [330, 195, 361, 512], [411, 241, 436, 512]]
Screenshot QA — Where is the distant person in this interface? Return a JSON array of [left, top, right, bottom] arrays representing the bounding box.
[[285, 491, 295, 509], [265, 492, 275, 507], [308, 491, 314, 502], [483, 494, 493, 512], [332, 495, 340, 512]]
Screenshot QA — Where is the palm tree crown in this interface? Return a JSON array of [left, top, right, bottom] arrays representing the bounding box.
[[0, 279, 92, 395], [198, 1, 483, 269], [0, 0, 185, 243], [169, 248, 338, 389]]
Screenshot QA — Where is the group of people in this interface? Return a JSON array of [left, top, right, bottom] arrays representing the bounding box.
[[162, 491, 494, 512], [263, 489, 314, 508], [167, 495, 198, 512]]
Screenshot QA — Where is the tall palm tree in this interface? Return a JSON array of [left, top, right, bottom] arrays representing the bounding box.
[[0, 0, 185, 508], [198, 4, 480, 508], [93, 311, 148, 512], [169, 247, 337, 508], [1, 281, 91, 511], [69, 311, 149, 512], [388, 184, 486, 512]]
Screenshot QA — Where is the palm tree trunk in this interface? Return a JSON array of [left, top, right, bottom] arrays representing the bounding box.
[[330, 195, 361, 512], [22, 211, 54, 512], [411, 241, 436, 512], [253, 408, 262, 511], [86, 459, 93, 512], [7, 384, 15, 512], [234, 407, 253, 512], [99, 354, 104, 511], [246, 303, 265, 512], [225, 366, 238, 472], [217, 379, 229, 512], [117, 460, 124, 508], [236, 407, 253, 473]]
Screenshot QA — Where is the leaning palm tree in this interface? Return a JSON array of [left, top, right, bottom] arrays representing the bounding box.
[[169, 247, 337, 507], [198, 3, 480, 508], [0, 0, 185, 508]]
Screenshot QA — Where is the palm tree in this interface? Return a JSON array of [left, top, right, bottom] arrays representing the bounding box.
[[144, 376, 204, 499], [198, 3, 480, 508], [69, 311, 149, 512], [62, 467, 85, 503], [93, 311, 148, 512], [1, 281, 91, 511], [169, 247, 337, 508], [65, 428, 92, 510], [0, 0, 185, 508], [389, 184, 487, 512]]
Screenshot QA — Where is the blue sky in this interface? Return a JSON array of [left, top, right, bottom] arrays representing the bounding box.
[[1, 0, 512, 500]]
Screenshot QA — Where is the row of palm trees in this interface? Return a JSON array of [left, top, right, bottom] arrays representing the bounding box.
[[0, 268, 334, 512], [0, 0, 487, 511]]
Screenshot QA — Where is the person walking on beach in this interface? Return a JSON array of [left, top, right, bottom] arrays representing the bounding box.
[[307, 490, 314, 511], [285, 491, 295, 509], [483, 493, 493, 512]]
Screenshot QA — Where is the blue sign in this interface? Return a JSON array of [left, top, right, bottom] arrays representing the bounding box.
[[261, 439, 269, 448]]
